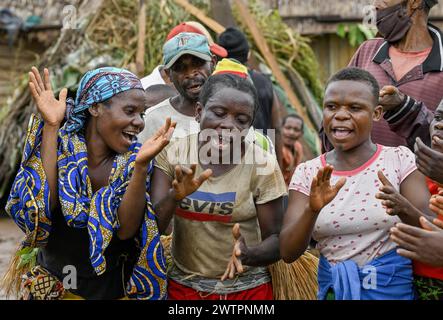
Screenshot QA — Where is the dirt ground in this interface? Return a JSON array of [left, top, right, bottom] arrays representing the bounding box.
[[0, 215, 22, 300]]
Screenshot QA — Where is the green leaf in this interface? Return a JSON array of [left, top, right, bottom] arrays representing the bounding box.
[[337, 23, 346, 38], [17, 259, 27, 269], [357, 24, 376, 40], [349, 25, 358, 47], [356, 31, 365, 46], [17, 247, 33, 256], [16, 247, 38, 269]]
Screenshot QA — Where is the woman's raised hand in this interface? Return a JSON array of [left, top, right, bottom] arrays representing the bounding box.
[[309, 165, 346, 214], [28, 67, 67, 127], [172, 164, 212, 201], [136, 118, 176, 166]]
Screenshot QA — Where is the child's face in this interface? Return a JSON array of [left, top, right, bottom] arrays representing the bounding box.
[[430, 102, 443, 153], [323, 80, 382, 152], [282, 117, 303, 147], [196, 87, 254, 153]]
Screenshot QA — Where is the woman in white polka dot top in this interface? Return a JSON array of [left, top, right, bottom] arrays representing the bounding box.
[[280, 68, 434, 300]]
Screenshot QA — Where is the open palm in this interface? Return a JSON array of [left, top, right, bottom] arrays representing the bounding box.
[[172, 164, 212, 201], [310, 165, 346, 214], [136, 118, 176, 166], [29, 67, 67, 126]]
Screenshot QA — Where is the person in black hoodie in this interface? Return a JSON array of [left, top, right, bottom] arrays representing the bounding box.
[[217, 27, 283, 166]]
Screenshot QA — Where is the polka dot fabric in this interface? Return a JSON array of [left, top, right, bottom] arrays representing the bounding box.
[[289, 145, 417, 267]]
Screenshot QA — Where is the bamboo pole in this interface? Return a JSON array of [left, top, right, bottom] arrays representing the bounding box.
[[173, 0, 226, 34], [233, 0, 317, 133], [135, 0, 146, 77]]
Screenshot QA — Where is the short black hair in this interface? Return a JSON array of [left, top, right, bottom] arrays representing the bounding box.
[[199, 73, 259, 120], [145, 84, 177, 107], [423, 0, 433, 14], [217, 27, 250, 64], [326, 67, 380, 105], [282, 113, 304, 130], [145, 84, 176, 96]]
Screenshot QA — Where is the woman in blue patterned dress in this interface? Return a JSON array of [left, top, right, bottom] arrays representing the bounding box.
[[4, 66, 187, 300]]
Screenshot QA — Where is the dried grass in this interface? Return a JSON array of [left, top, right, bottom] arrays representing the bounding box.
[[269, 252, 319, 300]]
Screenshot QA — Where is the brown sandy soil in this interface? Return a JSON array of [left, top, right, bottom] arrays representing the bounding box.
[[0, 216, 23, 300]]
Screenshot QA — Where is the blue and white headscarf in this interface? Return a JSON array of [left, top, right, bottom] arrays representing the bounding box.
[[65, 67, 143, 133]]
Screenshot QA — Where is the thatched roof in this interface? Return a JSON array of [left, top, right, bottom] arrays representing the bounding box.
[[262, 0, 443, 34]]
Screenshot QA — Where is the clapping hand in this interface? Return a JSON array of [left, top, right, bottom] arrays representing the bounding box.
[[221, 223, 248, 281], [430, 189, 443, 216], [309, 165, 346, 214], [391, 217, 443, 267], [379, 85, 405, 113], [171, 164, 212, 201], [415, 137, 443, 185], [136, 118, 176, 166], [375, 170, 417, 216]]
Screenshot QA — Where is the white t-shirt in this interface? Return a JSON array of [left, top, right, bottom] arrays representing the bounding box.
[[138, 98, 200, 143], [140, 65, 166, 89], [289, 145, 417, 266]]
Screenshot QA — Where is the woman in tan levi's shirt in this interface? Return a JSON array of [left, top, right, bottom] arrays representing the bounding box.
[[151, 71, 287, 300]]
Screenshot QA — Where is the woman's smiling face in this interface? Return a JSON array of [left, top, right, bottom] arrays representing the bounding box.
[[323, 80, 382, 152], [196, 86, 254, 154], [92, 89, 147, 154]]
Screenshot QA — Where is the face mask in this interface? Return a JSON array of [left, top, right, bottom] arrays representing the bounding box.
[[376, 1, 413, 43]]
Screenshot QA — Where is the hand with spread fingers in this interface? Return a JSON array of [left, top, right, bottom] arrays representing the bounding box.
[[375, 170, 419, 217], [379, 85, 406, 113], [309, 165, 346, 214], [221, 223, 248, 281], [415, 137, 443, 185], [136, 118, 176, 166], [171, 164, 212, 201], [28, 66, 67, 127], [391, 216, 443, 267], [430, 188, 443, 216]]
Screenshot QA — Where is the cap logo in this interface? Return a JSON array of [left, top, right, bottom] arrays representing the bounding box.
[[178, 36, 191, 47]]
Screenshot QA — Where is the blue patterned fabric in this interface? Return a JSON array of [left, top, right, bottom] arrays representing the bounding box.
[[65, 67, 142, 133], [6, 68, 166, 300]]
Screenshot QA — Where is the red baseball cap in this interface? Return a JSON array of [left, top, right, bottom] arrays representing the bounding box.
[[166, 22, 228, 58]]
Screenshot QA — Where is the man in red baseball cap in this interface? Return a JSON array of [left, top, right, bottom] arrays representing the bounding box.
[[138, 32, 216, 144], [166, 21, 228, 58], [140, 21, 227, 90]]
